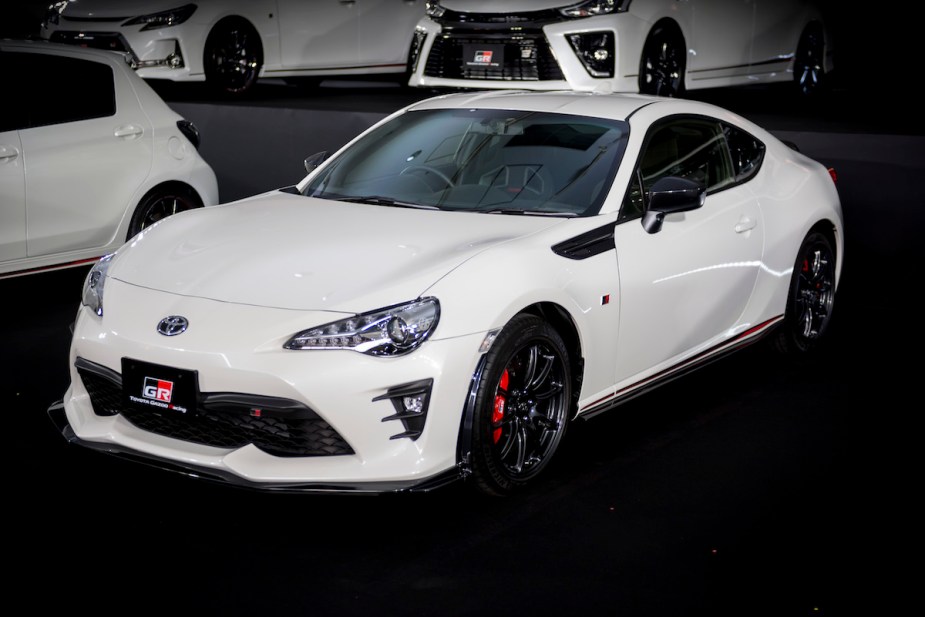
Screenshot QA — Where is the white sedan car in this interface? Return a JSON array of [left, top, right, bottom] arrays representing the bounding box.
[[408, 0, 834, 97], [50, 90, 843, 495], [1, 39, 218, 280], [41, 0, 427, 95]]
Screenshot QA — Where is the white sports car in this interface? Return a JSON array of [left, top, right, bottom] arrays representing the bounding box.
[[407, 0, 834, 97], [1, 39, 218, 280], [49, 89, 843, 495], [40, 0, 427, 95]]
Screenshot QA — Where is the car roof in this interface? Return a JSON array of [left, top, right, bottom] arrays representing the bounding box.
[[405, 89, 685, 122]]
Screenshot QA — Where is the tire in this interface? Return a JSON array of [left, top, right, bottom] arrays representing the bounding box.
[[468, 314, 572, 496], [794, 23, 826, 98], [771, 231, 836, 354], [203, 18, 263, 96], [639, 23, 686, 97], [128, 184, 203, 239]]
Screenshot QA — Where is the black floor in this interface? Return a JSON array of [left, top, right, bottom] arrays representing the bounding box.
[[5, 74, 921, 616]]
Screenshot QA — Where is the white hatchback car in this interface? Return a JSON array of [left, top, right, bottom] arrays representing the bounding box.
[[41, 0, 427, 95], [0, 39, 219, 279], [407, 0, 834, 97]]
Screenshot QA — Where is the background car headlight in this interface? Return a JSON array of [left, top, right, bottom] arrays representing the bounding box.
[[123, 4, 197, 31], [81, 254, 113, 317], [285, 298, 440, 356], [559, 0, 630, 18], [425, 2, 445, 18]]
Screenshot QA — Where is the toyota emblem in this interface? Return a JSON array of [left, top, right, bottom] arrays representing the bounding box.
[[157, 315, 189, 336]]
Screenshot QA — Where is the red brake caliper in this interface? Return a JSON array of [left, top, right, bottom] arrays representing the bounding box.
[[492, 369, 510, 444]]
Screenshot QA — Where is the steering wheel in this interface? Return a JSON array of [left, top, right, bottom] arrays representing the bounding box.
[[400, 165, 455, 189]]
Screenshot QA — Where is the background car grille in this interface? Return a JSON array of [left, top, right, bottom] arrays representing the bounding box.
[[49, 31, 132, 55], [76, 359, 354, 458], [424, 34, 564, 81]]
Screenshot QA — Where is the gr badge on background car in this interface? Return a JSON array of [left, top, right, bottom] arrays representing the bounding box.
[[407, 0, 834, 97], [49, 89, 843, 496], [0, 39, 218, 280], [41, 0, 427, 96]]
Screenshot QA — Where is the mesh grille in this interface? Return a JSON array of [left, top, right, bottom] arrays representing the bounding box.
[[424, 34, 564, 81], [76, 360, 353, 458]]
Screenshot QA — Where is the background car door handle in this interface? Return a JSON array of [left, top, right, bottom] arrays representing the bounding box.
[[114, 125, 144, 140], [735, 217, 757, 233], [0, 144, 20, 162]]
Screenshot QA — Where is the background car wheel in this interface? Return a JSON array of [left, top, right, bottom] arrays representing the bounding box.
[[794, 22, 826, 97], [128, 183, 203, 238], [771, 231, 836, 354], [468, 314, 572, 496], [204, 18, 263, 96], [639, 22, 685, 97]]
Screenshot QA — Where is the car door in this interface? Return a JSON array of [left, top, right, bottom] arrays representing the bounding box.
[[749, 0, 805, 74], [18, 50, 153, 258], [612, 116, 764, 384], [277, 0, 359, 70], [0, 51, 27, 263], [688, 0, 755, 83], [357, 0, 423, 68]]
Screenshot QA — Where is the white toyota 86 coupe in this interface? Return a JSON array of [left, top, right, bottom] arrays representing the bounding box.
[[49, 89, 844, 495]]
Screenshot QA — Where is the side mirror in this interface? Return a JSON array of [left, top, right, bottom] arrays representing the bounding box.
[[642, 176, 706, 234], [304, 151, 328, 174]]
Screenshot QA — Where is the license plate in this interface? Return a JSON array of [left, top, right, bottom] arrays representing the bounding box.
[[463, 43, 504, 69], [122, 358, 199, 416]]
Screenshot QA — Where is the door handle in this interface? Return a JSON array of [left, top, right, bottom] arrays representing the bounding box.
[[735, 216, 757, 233], [114, 125, 144, 139], [0, 144, 20, 162]]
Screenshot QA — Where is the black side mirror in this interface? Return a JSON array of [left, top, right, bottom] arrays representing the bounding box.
[[642, 176, 706, 234], [304, 151, 328, 174]]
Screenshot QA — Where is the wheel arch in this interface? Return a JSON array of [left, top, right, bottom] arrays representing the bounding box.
[[126, 180, 205, 240]]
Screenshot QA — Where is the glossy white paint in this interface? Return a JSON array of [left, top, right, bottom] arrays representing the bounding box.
[[409, 0, 834, 93], [41, 0, 426, 82], [58, 90, 844, 491], [0, 40, 219, 279]]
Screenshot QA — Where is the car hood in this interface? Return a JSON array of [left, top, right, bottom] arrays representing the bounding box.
[[110, 192, 563, 312], [440, 1, 575, 12], [58, 0, 186, 19]]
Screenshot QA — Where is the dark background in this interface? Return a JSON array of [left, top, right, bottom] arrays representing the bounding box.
[[3, 3, 921, 616]]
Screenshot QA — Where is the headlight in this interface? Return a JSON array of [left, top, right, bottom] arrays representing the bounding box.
[[123, 4, 197, 31], [425, 2, 445, 18], [81, 254, 114, 317], [284, 298, 440, 356], [559, 0, 630, 18]]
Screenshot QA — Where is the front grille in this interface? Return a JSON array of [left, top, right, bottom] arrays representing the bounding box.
[[437, 9, 563, 28], [76, 358, 354, 458], [424, 34, 564, 81], [50, 30, 132, 55]]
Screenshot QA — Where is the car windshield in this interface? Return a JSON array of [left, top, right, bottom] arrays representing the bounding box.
[[304, 108, 629, 217]]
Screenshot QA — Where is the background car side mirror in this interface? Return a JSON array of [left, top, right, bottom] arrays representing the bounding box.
[[642, 177, 706, 234]]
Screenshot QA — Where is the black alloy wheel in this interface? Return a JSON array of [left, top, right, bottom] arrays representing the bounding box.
[[794, 23, 826, 97], [203, 18, 263, 96], [639, 24, 685, 97], [772, 231, 836, 354], [469, 314, 572, 496], [128, 184, 203, 238]]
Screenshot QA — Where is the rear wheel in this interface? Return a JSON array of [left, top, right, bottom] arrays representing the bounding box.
[[639, 23, 685, 97], [204, 18, 263, 96], [771, 231, 836, 354], [468, 314, 572, 496], [794, 23, 826, 97], [128, 184, 202, 238]]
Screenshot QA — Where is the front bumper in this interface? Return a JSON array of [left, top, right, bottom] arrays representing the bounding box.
[[56, 279, 488, 492]]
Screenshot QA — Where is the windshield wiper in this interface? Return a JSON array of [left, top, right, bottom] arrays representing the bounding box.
[[338, 196, 441, 210], [483, 209, 577, 217]]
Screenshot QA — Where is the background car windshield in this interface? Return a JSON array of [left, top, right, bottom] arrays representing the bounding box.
[[305, 109, 628, 216]]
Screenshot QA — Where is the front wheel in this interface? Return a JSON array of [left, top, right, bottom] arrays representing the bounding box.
[[128, 184, 203, 238], [771, 231, 836, 354], [203, 18, 263, 96], [468, 314, 572, 496], [639, 24, 685, 97]]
